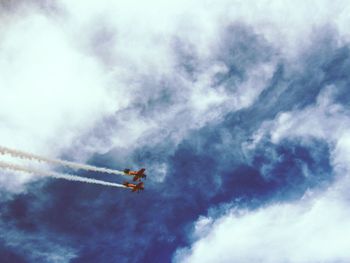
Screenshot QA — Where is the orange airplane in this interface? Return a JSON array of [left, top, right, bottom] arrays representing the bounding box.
[[123, 181, 144, 192], [123, 168, 147, 181]]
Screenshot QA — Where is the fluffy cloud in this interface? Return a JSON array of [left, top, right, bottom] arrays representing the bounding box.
[[0, 12, 120, 188], [175, 87, 350, 263], [2, 0, 347, 187], [51, 0, 281, 164], [0, 0, 279, 189], [175, 186, 350, 263]]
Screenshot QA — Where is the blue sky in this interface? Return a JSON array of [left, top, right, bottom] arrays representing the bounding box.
[[1, 1, 350, 262]]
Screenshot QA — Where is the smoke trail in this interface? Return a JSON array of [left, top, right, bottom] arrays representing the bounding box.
[[0, 146, 125, 176], [0, 161, 127, 188]]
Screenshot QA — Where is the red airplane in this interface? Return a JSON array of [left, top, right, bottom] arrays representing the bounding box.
[[123, 168, 147, 181], [123, 181, 144, 192]]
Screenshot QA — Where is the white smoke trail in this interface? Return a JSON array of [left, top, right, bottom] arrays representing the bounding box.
[[0, 161, 127, 188], [0, 146, 125, 176]]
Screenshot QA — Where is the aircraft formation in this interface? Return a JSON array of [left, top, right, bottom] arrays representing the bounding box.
[[122, 168, 146, 193], [0, 145, 147, 193]]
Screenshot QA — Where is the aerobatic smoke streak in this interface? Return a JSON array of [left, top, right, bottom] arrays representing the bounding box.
[[0, 161, 127, 188], [0, 146, 125, 176]]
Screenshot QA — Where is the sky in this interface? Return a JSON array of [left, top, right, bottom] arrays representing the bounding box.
[[1, 0, 350, 262]]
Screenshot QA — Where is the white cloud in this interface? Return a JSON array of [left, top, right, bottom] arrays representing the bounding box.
[[1, 0, 279, 180], [58, 0, 279, 162], [242, 86, 350, 150], [175, 186, 350, 263], [176, 87, 350, 262], [1, 0, 350, 192], [0, 0, 348, 189], [55, 0, 350, 166], [0, 10, 123, 189]]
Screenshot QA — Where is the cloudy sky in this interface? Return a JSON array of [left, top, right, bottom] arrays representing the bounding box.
[[1, 0, 350, 262]]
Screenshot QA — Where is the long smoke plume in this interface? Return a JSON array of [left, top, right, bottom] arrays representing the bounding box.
[[0, 161, 127, 188], [0, 146, 124, 175]]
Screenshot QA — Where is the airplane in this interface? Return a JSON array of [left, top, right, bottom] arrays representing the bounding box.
[[123, 168, 147, 181], [123, 181, 144, 192]]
